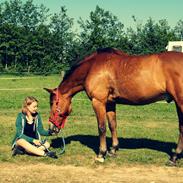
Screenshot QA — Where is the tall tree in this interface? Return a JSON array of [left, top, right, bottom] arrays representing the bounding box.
[[1, 0, 22, 26], [49, 6, 75, 71], [78, 5, 125, 54], [0, 0, 50, 72], [31, 24, 52, 73], [174, 20, 183, 41], [127, 17, 176, 54]]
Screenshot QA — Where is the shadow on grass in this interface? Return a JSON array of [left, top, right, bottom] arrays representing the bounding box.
[[51, 135, 179, 158]]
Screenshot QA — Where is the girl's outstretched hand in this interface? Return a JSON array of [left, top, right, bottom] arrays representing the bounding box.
[[48, 129, 56, 136]]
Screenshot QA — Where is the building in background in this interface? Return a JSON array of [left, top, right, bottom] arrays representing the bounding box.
[[166, 41, 183, 52]]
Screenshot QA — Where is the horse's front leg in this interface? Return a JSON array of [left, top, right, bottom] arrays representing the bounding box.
[[106, 102, 119, 156], [92, 98, 107, 162]]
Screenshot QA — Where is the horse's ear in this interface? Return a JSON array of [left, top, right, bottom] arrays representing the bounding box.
[[44, 88, 54, 94], [44, 88, 57, 94]]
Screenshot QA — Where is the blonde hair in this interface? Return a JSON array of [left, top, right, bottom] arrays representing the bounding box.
[[22, 96, 38, 114]]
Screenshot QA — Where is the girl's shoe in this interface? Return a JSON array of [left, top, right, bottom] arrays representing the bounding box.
[[45, 151, 58, 159], [12, 146, 25, 156]]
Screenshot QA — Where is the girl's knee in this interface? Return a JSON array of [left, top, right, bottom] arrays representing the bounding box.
[[16, 138, 27, 145], [16, 138, 31, 150]]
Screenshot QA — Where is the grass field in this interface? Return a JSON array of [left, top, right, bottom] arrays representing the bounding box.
[[0, 74, 182, 169]]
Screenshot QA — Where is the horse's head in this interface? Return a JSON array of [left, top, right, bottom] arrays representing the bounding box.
[[44, 88, 72, 133]]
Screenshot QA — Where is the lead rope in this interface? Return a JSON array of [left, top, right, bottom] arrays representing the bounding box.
[[56, 129, 66, 155], [41, 130, 65, 155]]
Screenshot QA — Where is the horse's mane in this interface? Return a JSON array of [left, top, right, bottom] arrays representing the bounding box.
[[63, 48, 127, 81], [97, 47, 128, 56], [63, 52, 97, 81]]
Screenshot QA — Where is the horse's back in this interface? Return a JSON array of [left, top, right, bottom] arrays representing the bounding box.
[[85, 50, 183, 104], [85, 51, 162, 103], [159, 51, 183, 73]]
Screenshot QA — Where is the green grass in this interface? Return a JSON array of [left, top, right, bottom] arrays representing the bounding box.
[[0, 74, 182, 167]]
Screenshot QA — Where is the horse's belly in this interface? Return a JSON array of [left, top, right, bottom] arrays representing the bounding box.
[[114, 93, 172, 105], [114, 73, 166, 105]]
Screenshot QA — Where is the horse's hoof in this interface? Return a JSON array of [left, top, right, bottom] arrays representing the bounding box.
[[95, 155, 105, 163], [107, 150, 117, 158], [165, 160, 176, 167]]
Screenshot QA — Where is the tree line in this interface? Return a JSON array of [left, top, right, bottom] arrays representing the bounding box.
[[0, 0, 182, 74]]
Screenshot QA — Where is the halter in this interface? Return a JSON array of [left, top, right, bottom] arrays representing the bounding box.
[[49, 89, 68, 129]]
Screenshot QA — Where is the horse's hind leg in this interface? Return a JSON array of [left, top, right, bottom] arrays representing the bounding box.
[[166, 74, 183, 165], [170, 102, 183, 164], [106, 102, 119, 156]]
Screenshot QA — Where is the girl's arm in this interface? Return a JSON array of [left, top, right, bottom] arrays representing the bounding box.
[[37, 114, 50, 136]]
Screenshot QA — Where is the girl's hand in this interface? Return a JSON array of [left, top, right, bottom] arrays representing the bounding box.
[[48, 129, 56, 135], [33, 139, 41, 146]]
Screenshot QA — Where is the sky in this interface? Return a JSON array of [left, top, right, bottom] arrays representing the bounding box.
[[4, 0, 183, 30]]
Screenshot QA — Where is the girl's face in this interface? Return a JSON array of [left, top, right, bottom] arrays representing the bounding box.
[[27, 101, 38, 114]]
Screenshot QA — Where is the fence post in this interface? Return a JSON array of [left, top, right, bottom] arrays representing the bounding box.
[[60, 70, 65, 80]]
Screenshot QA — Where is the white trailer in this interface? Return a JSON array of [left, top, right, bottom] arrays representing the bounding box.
[[166, 41, 183, 52]]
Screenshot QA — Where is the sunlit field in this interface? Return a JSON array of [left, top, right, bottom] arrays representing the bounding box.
[[0, 74, 182, 167]]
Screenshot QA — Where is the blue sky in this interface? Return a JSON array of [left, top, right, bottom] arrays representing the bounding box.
[[7, 0, 183, 30]]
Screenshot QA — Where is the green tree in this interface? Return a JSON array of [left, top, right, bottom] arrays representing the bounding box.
[[78, 5, 125, 53], [1, 0, 22, 26], [127, 17, 176, 54], [31, 24, 53, 73], [49, 6, 75, 71], [174, 20, 183, 40], [0, 0, 181, 74], [0, 23, 20, 70], [0, 0, 50, 72]]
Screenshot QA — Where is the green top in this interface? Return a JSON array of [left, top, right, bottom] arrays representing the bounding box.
[[12, 112, 50, 148]]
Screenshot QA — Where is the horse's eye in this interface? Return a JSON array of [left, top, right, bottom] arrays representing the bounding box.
[[59, 113, 63, 117], [65, 111, 69, 116]]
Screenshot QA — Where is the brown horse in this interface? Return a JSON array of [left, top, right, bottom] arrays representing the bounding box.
[[45, 48, 183, 164]]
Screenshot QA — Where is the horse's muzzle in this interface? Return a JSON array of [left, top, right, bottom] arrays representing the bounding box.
[[49, 114, 68, 130]]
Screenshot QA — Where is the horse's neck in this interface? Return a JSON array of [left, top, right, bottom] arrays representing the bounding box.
[[59, 67, 87, 97], [59, 80, 84, 97]]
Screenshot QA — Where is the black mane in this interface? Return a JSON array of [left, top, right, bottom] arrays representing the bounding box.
[[62, 51, 97, 81], [63, 63, 82, 81], [97, 47, 117, 53]]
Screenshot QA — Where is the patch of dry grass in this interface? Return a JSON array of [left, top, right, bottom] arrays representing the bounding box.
[[1, 162, 183, 183]]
